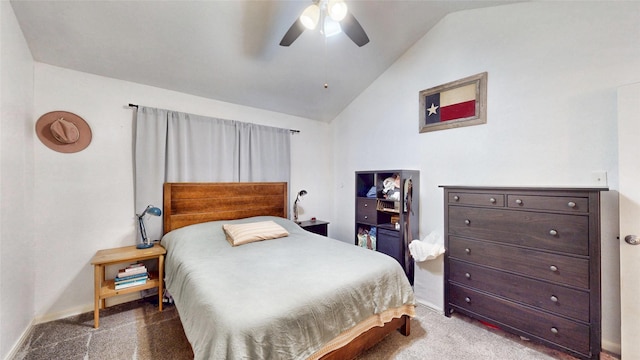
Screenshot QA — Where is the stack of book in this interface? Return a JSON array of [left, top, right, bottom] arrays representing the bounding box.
[[114, 263, 149, 290]]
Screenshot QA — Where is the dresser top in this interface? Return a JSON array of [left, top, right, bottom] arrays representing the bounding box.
[[439, 185, 609, 192]]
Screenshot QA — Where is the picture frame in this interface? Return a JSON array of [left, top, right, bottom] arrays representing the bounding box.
[[419, 72, 487, 133]]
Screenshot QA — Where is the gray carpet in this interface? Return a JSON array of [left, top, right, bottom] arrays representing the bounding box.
[[13, 298, 615, 360], [356, 306, 575, 360]]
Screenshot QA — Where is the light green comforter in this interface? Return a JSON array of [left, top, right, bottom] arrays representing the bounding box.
[[161, 216, 415, 360]]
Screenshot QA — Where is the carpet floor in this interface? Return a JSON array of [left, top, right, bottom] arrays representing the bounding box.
[[13, 298, 618, 360]]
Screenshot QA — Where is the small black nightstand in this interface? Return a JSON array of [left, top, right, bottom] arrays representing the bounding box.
[[298, 220, 329, 236]]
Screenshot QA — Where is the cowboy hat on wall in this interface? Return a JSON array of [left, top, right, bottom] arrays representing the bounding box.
[[35, 111, 92, 153]]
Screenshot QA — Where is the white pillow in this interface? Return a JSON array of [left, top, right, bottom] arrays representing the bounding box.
[[222, 221, 289, 246]]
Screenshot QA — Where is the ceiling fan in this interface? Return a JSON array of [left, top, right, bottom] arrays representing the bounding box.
[[279, 0, 370, 47]]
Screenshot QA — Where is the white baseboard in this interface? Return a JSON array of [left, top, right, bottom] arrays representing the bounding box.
[[601, 339, 621, 357], [5, 318, 35, 360], [415, 298, 444, 314], [34, 304, 94, 324], [34, 292, 141, 324]]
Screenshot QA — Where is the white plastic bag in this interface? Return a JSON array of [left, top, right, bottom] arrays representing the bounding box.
[[409, 230, 445, 262]]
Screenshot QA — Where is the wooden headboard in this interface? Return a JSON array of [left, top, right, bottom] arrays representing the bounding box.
[[163, 182, 288, 234]]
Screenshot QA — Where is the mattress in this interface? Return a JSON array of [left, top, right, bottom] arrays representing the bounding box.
[[161, 216, 415, 359]]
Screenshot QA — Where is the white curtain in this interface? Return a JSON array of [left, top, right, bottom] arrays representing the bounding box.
[[134, 106, 291, 241]]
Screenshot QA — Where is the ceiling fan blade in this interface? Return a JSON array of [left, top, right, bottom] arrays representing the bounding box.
[[340, 12, 369, 47], [280, 19, 306, 46]]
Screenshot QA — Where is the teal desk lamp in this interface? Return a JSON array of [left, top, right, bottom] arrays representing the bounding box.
[[137, 205, 162, 249]]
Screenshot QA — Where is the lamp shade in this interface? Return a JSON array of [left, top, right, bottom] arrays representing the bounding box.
[[327, 0, 348, 21], [145, 206, 162, 217], [300, 4, 320, 29]]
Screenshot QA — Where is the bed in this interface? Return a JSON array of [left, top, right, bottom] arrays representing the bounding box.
[[161, 182, 416, 359]]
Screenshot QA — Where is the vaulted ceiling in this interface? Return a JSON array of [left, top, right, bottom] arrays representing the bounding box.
[[11, 0, 513, 122]]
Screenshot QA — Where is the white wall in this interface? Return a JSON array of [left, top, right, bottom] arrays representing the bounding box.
[[0, 2, 36, 359], [331, 2, 640, 353], [6, 0, 639, 356], [31, 63, 332, 321]]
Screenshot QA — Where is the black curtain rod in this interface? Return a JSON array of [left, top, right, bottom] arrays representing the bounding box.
[[127, 103, 300, 134]]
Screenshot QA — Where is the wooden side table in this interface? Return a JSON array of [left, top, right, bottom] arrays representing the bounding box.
[[298, 219, 329, 236], [90, 244, 166, 328]]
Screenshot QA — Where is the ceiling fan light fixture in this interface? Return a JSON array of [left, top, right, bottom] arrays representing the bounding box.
[[323, 16, 342, 37], [280, 0, 368, 47], [327, 0, 348, 21], [300, 4, 320, 30]]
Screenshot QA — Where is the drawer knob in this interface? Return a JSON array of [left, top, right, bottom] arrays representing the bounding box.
[[465, 272, 471, 279], [550, 265, 558, 272], [364, 216, 368, 219], [625, 235, 640, 245], [515, 199, 523, 205], [454, 195, 460, 201], [550, 327, 559, 335], [549, 229, 558, 236], [567, 201, 576, 208], [465, 248, 471, 254], [550, 295, 558, 303], [489, 197, 496, 204], [464, 219, 471, 225], [465, 297, 471, 303], [364, 203, 368, 207]]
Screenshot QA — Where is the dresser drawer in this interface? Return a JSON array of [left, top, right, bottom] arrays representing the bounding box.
[[449, 237, 589, 288], [449, 206, 589, 255], [448, 192, 504, 207], [507, 194, 589, 213], [449, 285, 591, 356], [449, 260, 589, 322], [356, 198, 377, 224]]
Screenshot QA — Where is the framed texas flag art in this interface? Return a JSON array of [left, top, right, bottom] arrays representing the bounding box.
[[419, 72, 487, 133]]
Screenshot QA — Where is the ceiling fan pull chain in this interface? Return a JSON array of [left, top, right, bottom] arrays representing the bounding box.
[[324, 35, 329, 89]]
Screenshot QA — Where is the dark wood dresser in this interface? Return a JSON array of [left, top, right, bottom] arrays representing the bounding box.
[[442, 186, 607, 359]]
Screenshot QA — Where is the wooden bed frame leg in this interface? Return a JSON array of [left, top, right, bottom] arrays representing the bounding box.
[[399, 315, 410, 336]]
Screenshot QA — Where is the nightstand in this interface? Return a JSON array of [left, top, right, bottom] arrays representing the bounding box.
[[90, 244, 166, 328], [298, 219, 329, 236]]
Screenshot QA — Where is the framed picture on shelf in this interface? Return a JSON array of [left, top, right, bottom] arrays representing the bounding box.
[[419, 72, 487, 133]]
